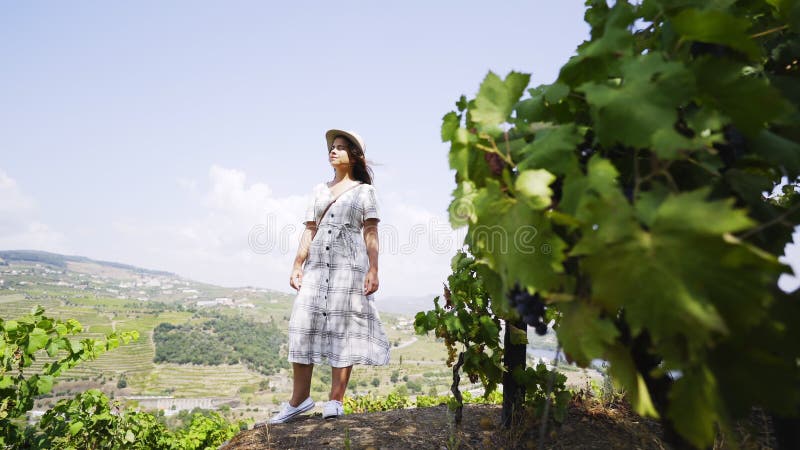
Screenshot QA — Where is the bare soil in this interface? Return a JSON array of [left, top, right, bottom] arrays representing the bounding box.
[[220, 397, 669, 450]]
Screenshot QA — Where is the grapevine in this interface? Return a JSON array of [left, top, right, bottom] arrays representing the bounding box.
[[435, 0, 800, 447]]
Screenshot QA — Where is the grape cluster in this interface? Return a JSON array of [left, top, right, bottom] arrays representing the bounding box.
[[507, 283, 548, 335]]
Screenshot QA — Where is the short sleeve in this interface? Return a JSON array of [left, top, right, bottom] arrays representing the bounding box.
[[362, 185, 380, 223], [302, 183, 325, 226], [303, 194, 316, 225]]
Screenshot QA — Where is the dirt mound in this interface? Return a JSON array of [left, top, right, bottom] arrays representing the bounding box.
[[221, 400, 667, 449]]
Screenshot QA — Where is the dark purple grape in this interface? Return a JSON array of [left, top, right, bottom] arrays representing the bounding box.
[[506, 282, 548, 333]]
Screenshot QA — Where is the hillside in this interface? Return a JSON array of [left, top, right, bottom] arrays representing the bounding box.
[[0, 249, 600, 427]]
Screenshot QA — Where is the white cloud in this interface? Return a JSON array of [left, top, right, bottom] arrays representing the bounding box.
[[108, 166, 463, 297], [0, 169, 66, 251]]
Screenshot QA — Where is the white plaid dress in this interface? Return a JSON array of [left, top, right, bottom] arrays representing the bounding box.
[[287, 181, 391, 367]]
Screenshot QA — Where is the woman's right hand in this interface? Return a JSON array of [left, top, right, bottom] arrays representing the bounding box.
[[289, 267, 303, 291]]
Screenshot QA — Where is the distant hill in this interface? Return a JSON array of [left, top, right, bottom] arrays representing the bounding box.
[[376, 293, 440, 317], [0, 249, 175, 277]]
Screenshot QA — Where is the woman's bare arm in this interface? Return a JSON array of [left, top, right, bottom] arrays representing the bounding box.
[[290, 222, 317, 290], [363, 218, 379, 295]]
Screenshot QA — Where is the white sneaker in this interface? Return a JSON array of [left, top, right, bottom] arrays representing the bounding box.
[[322, 399, 344, 419], [264, 397, 314, 425]]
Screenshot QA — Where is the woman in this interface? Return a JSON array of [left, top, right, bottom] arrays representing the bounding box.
[[267, 129, 390, 424]]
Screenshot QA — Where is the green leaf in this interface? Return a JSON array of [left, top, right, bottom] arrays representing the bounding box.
[[556, 302, 619, 366], [633, 181, 671, 227], [650, 186, 755, 235], [26, 327, 49, 354], [607, 345, 659, 417], [478, 315, 500, 345], [668, 367, 723, 448], [564, 155, 639, 255], [441, 111, 460, 142], [69, 421, 84, 435], [514, 169, 556, 210], [471, 71, 531, 127], [36, 375, 54, 394], [580, 187, 779, 351], [671, 8, 761, 60], [750, 130, 800, 179], [467, 180, 567, 295], [544, 82, 570, 103], [508, 323, 528, 345], [517, 124, 583, 176], [692, 57, 793, 136], [559, 2, 636, 86], [125, 429, 136, 442], [579, 53, 696, 156], [449, 181, 479, 228]]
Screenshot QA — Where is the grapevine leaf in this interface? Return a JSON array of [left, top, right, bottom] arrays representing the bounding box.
[[441, 111, 460, 142], [449, 181, 479, 228], [565, 155, 639, 255], [581, 187, 779, 351], [467, 179, 567, 294], [508, 323, 528, 345], [667, 366, 723, 448], [69, 420, 84, 436], [579, 53, 696, 157], [750, 129, 800, 179], [514, 169, 556, 210], [517, 124, 583, 176], [692, 57, 793, 135], [0, 376, 13, 389], [471, 71, 531, 127], [607, 345, 659, 417], [26, 328, 48, 354], [650, 186, 755, 235], [478, 316, 500, 346], [448, 127, 471, 177], [633, 181, 671, 227], [559, 2, 636, 86], [556, 302, 619, 367], [670, 8, 761, 60], [35, 375, 53, 394], [544, 82, 570, 103]]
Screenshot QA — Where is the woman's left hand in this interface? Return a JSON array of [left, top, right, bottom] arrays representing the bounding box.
[[364, 267, 379, 296]]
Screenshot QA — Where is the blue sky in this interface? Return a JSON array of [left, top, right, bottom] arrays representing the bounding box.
[[2, 1, 798, 298]]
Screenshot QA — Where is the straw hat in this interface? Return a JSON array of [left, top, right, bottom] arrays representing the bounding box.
[[325, 129, 366, 155]]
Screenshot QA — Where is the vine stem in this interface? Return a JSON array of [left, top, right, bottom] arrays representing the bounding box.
[[476, 133, 515, 167], [451, 351, 465, 424], [736, 202, 800, 239], [538, 344, 562, 450], [751, 24, 788, 39]]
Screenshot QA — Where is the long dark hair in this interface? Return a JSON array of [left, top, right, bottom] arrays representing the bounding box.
[[333, 134, 374, 185]]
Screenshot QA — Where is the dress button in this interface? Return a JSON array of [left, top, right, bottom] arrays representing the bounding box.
[[331, 214, 334, 217], [326, 278, 328, 282], [323, 312, 327, 316], [326, 263, 330, 267], [328, 230, 331, 234], [326, 246, 329, 250]]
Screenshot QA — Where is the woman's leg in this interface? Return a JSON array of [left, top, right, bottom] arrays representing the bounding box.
[[290, 362, 314, 406], [329, 365, 353, 402]]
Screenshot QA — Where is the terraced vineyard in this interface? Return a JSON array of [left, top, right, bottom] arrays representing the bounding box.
[[127, 363, 267, 397]]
